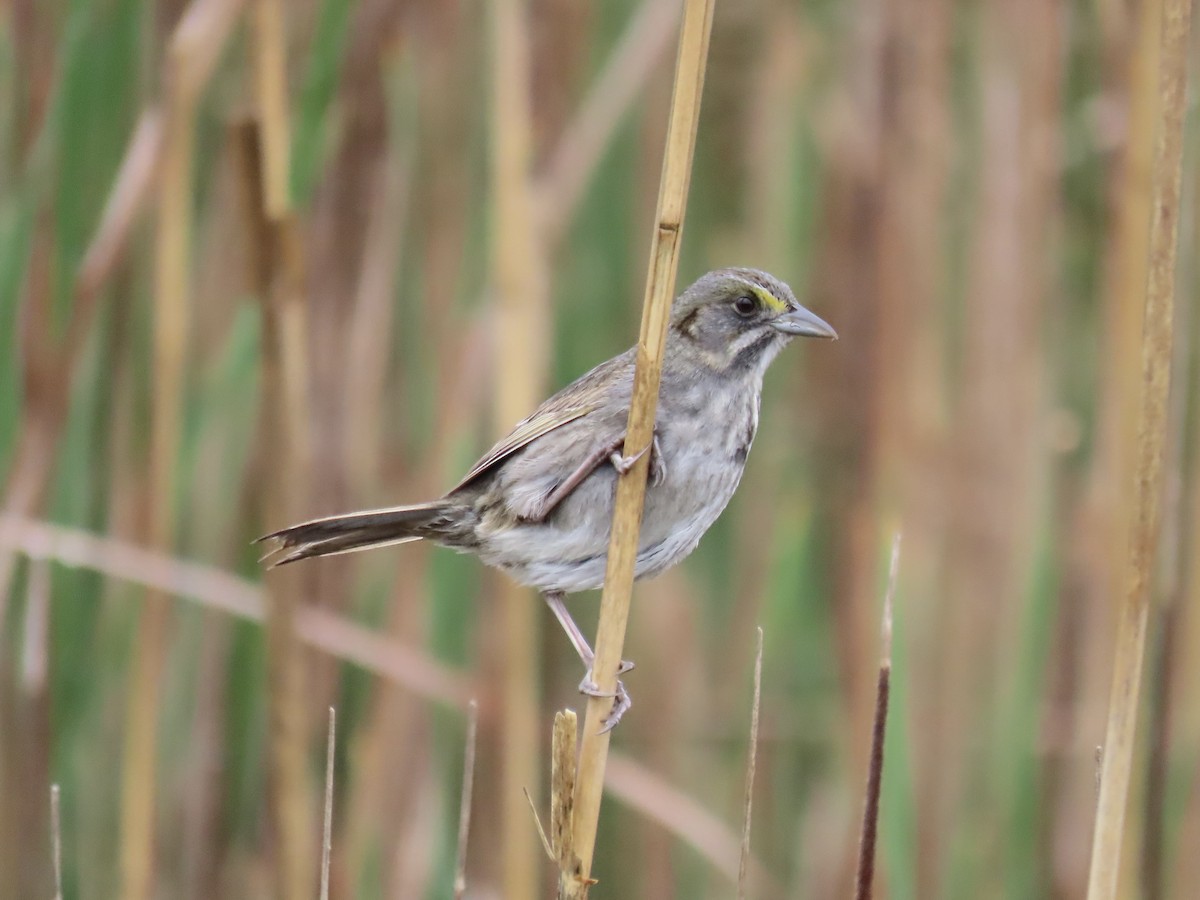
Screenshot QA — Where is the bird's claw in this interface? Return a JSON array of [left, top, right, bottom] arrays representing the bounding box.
[[599, 686, 632, 733], [611, 435, 666, 484], [577, 660, 635, 694], [610, 445, 648, 475], [649, 435, 666, 485], [578, 662, 635, 732]]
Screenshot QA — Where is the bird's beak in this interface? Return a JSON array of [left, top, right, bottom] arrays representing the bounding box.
[[771, 305, 838, 339]]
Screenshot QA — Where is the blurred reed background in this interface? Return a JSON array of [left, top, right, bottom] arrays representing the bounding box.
[[1, 0, 1198, 897]]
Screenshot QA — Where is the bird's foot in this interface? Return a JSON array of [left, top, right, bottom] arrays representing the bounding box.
[[578, 661, 635, 733], [610, 445, 647, 475], [610, 435, 666, 485], [577, 659, 635, 689]]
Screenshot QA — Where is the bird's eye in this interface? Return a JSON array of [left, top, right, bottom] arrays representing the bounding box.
[[733, 295, 757, 317]]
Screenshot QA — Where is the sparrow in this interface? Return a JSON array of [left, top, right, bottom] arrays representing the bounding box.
[[259, 268, 836, 729]]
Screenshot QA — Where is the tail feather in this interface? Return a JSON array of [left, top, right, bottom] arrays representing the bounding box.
[[257, 501, 451, 567]]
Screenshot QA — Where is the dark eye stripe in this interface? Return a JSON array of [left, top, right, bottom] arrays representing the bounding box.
[[730, 331, 776, 371]]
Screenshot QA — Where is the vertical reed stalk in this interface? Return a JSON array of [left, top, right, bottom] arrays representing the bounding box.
[[254, 0, 291, 219], [251, 3, 314, 895], [118, 62, 196, 900], [854, 534, 900, 900], [1093, 0, 1162, 591], [1074, 1, 1161, 889], [319, 708, 335, 900], [50, 784, 61, 900], [736, 627, 764, 900], [491, 0, 546, 895], [552, 710, 585, 898], [1139, 119, 1197, 894], [567, 0, 716, 892], [118, 6, 246, 896], [453, 700, 479, 900], [1087, 0, 1193, 895], [1167, 127, 1200, 891], [235, 121, 312, 898]]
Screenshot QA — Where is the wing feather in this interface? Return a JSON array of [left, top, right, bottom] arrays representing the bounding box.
[[451, 403, 598, 491], [450, 349, 634, 493]]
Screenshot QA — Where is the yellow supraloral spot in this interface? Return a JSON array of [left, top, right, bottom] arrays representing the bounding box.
[[750, 285, 788, 314]]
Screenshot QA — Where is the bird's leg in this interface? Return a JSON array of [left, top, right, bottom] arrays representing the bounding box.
[[523, 436, 627, 524], [610, 432, 666, 485], [542, 591, 635, 678], [543, 591, 634, 730]]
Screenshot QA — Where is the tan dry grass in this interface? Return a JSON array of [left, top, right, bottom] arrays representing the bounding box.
[[491, 0, 548, 894], [246, 0, 317, 890], [1087, 0, 1194, 895]]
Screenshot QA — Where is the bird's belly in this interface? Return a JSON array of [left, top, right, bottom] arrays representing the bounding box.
[[635, 435, 745, 577], [477, 407, 753, 594]]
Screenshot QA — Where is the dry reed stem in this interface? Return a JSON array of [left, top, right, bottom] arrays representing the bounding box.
[[526, 711, 586, 894], [1087, 0, 1193, 895], [568, 0, 715, 891], [20, 557, 49, 691], [320, 708, 335, 900], [553, 711, 579, 866], [0, 515, 472, 705], [235, 121, 314, 900], [552, 710, 590, 897], [1082, 18, 1164, 863], [492, 0, 546, 895], [248, 1, 311, 480], [737, 627, 764, 900], [1079, 1, 1161, 888], [0, 513, 770, 884], [253, 0, 291, 217], [1141, 604, 1176, 900], [854, 534, 900, 900], [119, 22, 210, 899], [524, 714, 579, 869], [50, 784, 61, 900], [538, 0, 680, 246], [247, 3, 314, 892], [453, 700, 479, 900], [527, 788, 554, 862], [1095, 0, 1162, 587], [1161, 153, 1200, 892], [117, 6, 247, 896], [1140, 137, 1198, 894]]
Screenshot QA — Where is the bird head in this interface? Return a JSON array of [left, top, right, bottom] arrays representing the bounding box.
[[669, 268, 836, 376]]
